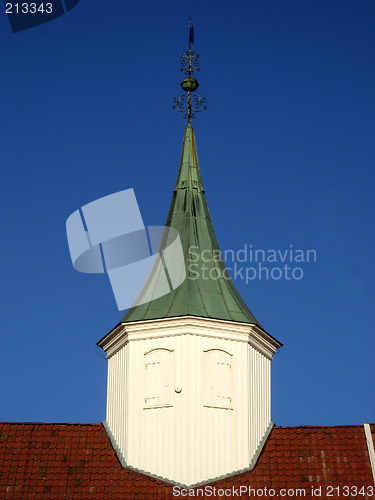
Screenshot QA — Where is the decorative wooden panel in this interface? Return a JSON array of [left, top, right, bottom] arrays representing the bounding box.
[[144, 348, 174, 408], [203, 349, 233, 409]]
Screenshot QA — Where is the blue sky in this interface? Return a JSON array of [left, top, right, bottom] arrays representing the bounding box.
[[0, 0, 374, 427]]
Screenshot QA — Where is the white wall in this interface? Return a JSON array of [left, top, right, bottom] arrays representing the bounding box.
[[102, 317, 279, 486]]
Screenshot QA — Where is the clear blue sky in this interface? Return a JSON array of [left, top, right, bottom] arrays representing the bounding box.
[[0, 0, 374, 427]]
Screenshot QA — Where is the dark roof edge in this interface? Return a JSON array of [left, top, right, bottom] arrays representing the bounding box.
[[273, 423, 375, 429], [96, 322, 121, 347]]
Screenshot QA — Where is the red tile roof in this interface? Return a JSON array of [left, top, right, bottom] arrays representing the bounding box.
[[0, 422, 374, 499]]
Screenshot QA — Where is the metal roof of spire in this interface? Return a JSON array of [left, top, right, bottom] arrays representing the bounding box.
[[120, 26, 262, 326], [121, 124, 262, 326]]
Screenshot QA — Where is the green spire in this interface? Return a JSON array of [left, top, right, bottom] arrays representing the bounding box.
[[121, 125, 261, 326]]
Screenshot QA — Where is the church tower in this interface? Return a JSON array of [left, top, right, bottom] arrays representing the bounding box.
[[97, 26, 282, 487]]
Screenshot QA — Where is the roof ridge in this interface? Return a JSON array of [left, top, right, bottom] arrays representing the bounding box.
[[273, 424, 372, 429], [0, 421, 103, 426], [2, 422, 372, 428]]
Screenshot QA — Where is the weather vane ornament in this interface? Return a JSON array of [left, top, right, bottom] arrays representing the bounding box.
[[173, 19, 207, 123]]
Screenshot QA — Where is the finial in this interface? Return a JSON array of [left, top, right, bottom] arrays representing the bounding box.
[[172, 19, 207, 124], [188, 14, 194, 50]]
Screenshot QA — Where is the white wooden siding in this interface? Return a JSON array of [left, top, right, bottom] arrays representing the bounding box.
[[104, 317, 276, 486]]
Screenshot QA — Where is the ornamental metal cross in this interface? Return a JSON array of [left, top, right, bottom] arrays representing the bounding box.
[[173, 19, 207, 123]]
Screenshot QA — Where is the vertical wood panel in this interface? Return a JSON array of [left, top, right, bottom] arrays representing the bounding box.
[[105, 321, 274, 486]]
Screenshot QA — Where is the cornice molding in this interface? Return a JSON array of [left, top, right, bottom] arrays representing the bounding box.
[[98, 316, 282, 360]]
